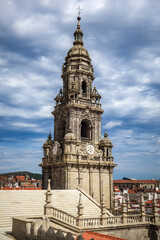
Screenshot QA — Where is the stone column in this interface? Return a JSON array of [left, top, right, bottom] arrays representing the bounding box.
[[153, 193, 159, 223], [109, 168, 113, 210], [89, 166, 93, 196], [100, 193, 107, 226], [122, 194, 127, 224], [113, 193, 118, 215], [77, 193, 83, 227], [44, 179, 53, 216], [140, 193, 146, 222], [99, 168, 103, 203], [127, 193, 130, 214]]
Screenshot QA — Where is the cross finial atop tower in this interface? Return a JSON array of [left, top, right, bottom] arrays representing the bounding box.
[[77, 6, 82, 18], [77, 6, 82, 28]]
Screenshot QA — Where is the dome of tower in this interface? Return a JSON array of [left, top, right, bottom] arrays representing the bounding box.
[[61, 15, 94, 79], [67, 45, 90, 59], [100, 131, 113, 146], [64, 128, 76, 141]]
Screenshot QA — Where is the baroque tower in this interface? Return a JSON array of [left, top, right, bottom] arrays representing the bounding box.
[[40, 15, 117, 209]]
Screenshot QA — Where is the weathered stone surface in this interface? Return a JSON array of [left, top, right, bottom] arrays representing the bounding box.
[[45, 226, 56, 240], [65, 232, 74, 240]]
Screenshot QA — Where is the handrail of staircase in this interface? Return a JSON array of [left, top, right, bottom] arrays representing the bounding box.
[[78, 188, 113, 216], [51, 206, 77, 226], [78, 188, 100, 208]]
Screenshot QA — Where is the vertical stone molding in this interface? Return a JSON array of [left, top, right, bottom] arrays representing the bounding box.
[[44, 179, 53, 216]]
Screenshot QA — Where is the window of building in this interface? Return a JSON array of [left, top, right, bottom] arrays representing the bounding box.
[[60, 120, 66, 139], [82, 80, 87, 94], [81, 119, 91, 138]]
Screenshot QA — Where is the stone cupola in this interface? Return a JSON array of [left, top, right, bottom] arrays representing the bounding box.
[[61, 16, 95, 103]]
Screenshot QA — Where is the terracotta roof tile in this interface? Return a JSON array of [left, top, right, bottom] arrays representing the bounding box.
[[114, 180, 159, 184], [76, 231, 127, 240], [16, 176, 25, 181]]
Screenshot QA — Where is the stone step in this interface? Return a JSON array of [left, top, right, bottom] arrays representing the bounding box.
[[0, 189, 102, 230]]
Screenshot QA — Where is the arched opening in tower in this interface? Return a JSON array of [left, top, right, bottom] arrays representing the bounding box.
[[60, 120, 66, 139], [82, 80, 87, 94], [81, 119, 91, 139]]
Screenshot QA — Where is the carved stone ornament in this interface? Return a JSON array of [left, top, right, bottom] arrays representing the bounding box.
[[52, 141, 62, 157], [77, 144, 86, 155]]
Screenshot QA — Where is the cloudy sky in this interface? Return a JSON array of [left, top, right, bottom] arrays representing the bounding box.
[[0, 0, 160, 179]]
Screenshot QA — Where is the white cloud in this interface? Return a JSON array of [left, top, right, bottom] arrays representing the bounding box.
[[0, 0, 160, 178], [103, 121, 122, 129], [11, 122, 38, 128]]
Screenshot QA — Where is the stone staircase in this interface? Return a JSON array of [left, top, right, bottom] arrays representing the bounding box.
[[0, 189, 105, 231]]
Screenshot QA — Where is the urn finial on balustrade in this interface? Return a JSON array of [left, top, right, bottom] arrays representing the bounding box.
[[122, 194, 127, 224], [77, 193, 84, 227], [113, 192, 118, 215], [44, 179, 53, 216], [140, 193, 145, 222], [153, 192, 158, 223], [127, 193, 130, 213], [100, 192, 107, 225]]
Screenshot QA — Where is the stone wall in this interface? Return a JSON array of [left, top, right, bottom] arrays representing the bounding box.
[[12, 216, 160, 240]]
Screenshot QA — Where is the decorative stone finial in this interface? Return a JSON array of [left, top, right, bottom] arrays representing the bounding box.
[[48, 131, 52, 140], [77, 6, 82, 27], [104, 130, 108, 138], [47, 179, 51, 192], [77, 193, 83, 226], [44, 179, 52, 215], [73, 7, 83, 46], [68, 127, 72, 133], [79, 193, 82, 205], [101, 192, 105, 203]]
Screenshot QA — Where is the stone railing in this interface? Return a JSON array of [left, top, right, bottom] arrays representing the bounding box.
[[145, 215, 154, 223], [51, 207, 77, 226], [127, 214, 142, 223], [106, 216, 122, 225], [51, 207, 159, 229], [82, 217, 100, 227]]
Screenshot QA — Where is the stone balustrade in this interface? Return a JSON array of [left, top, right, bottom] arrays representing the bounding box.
[[106, 216, 122, 225], [145, 215, 154, 223], [51, 207, 158, 228], [127, 214, 142, 223], [82, 217, 100, 227], [51, 207, 77, 226]]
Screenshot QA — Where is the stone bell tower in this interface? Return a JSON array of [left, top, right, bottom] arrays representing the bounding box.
[[40, 15, 117, 210]]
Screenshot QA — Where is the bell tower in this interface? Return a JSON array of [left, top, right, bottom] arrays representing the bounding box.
[[40, 15, 117, 210]]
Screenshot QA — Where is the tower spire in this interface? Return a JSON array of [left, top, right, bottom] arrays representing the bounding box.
[[77, 6, 82, 28], [73, 7, 83, 46]]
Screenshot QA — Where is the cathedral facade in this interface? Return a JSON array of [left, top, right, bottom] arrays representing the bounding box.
[[40, 15, 117, 210]]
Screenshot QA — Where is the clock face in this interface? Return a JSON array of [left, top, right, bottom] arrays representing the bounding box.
[[53, 145, 57, 155], [86, 145, 95, 155]]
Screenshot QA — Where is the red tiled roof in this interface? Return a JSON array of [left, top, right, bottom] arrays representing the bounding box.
[[16, 176, 25, 181], [76, 231, 127, 240], [21, 183, 36, 187], [128, 190, 136, 194], [28, 180, 42, 182], [114, 180, 159, 184]]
